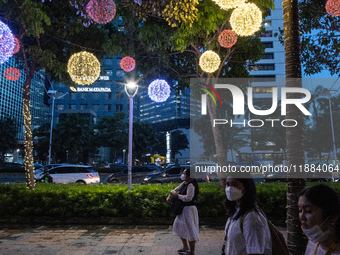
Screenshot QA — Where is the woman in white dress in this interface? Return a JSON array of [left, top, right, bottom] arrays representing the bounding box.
[[223, 172, 272, 255], [298, 184, 340, 255], [166, 168, 199, 255]]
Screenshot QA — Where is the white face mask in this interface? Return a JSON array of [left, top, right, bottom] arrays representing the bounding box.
[[302, 218, 330, 243], [181, 174, 186, 181], [225, 186, 243, 201]]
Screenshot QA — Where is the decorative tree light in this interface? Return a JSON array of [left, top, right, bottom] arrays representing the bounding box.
[[67, 51, 100, 85], [218, 29, 238, 48], [326, 0, 340, 16], [12, 35, 20, 55], [148, 79, 171, 103], [120, 56, 136, 72], [212, 0, 245, 10], [230, 3, 262, 37], [4, 68, 21, 81], [0, 21, 14, 64], [199, 50, 221, 73], [86, 0, 116, 24]]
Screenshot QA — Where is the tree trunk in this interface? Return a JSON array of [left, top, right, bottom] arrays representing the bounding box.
[[283, 0, 307, 253], [23, 76, 35, 190]]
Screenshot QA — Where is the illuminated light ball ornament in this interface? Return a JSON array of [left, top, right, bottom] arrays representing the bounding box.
[[120, 56, 135, 72], [67, 51, 100, 85], [199, 50, 221, 73], [12, 35, 20, 55], [0, 20, 15, 64], [212, 0, 245, 10], [230, 3, 262, 37], [326, 0, 340, 16], [218, 29, 238, 48], [4, 68, 21, 81], [86, 0, 116, 24], [148, 79, 171, 103]]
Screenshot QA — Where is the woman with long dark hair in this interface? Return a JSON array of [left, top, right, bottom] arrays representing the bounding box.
[[298, 184, 340, 254], [223, 172, 272, 254], [166, 168, 199, 255]]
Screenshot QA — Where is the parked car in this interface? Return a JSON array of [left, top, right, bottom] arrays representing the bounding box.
[[0, 162, 24, 172], [142, 164, 193, 184], [35, 164, 100, 184], [107, 165, 161, 184], [104, 163, 127, 173]]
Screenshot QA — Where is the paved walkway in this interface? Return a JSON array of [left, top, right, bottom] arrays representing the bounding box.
[[0, 225, 287, 255]]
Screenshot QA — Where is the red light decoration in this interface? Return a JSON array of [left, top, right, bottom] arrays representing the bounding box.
[[12, 36, 20, 55], [120, 56, 136, 72], [218, 29, 238, 48], [4, 68, 21, 81], [86, 0, 116, 24], [326, 0, 340, 16]]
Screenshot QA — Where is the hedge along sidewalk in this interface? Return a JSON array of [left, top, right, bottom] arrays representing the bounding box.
[[0, 182, 299, 225]]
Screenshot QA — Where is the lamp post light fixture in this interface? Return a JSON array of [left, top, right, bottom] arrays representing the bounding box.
[[47, 89, 67, 165], [124, 82, 138, 190]]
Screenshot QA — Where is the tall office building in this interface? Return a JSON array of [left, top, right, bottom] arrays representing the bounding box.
[[0, 57, 49, 163]]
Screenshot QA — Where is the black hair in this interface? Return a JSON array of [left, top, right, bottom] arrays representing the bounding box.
[[298, 184, 340, 239], [224, 172, 257, 221]]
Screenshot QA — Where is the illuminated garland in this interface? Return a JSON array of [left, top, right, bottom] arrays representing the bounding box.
[[326, 0, 340, 16], [218, 29, 238, 48], [67, 51, 101, 85], [230, 3, 262, 36], [12, 35, 20, 55], [199, 50, 221, 73], [162, 0, 199, 27], [212, 0, 245, 10], [86, 0, 116, 24], [148, 79, 171, 102], [120, 56, 135, 72], [4, 68, 21, 81], [0, 20, 14, 64]]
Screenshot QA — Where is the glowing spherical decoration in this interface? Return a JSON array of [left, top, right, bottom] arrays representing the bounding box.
[[230, 3, 262, 37], [120, 56, 135, 72], [218, 29, 238, 48], [12, 35, 20, 55], [199, 50, 221, 73], [0, 21, 14, 64], [326, 0, 340, 16], [212, 0, 245, 10], [4, 68, 21, 81], [67, 51, 100, 85], [148, 79, 171, 103], [86, 0, 116, 24]]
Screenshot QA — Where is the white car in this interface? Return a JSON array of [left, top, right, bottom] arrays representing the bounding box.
[[35, 165, 100, 184]]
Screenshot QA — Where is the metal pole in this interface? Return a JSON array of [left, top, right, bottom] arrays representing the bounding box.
[[128, 96, 133, 190], [329, 98, 338, 174], [48, 96, 55, 165]]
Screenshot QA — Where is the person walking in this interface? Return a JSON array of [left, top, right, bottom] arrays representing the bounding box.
[[298, 184, 340, 254], [223, 172, 272, 255], [166, 168, 199, 255]]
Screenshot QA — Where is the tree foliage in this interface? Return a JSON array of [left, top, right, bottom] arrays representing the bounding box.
[[300, 0, 340, 75]]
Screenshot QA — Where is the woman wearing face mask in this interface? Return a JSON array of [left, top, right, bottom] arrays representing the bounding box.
[[223, 172, 272, 255], [166, 168, 199, 255], [298, 184, 340, 254]]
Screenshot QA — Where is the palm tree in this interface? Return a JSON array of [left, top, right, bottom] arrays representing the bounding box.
[[282, 0, 308, 253]]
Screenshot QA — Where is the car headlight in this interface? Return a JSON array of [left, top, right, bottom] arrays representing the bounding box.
[[144, 177, 151, 181]]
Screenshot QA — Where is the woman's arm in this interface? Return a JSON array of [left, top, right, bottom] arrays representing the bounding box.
[[178, 183, 195, 202]]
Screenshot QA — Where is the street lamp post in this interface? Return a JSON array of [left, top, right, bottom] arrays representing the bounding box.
[[47, 90, 67, 165], [123, 149, 126, 164], [322, 88, 338, 176], [124, 83, 138, 190]]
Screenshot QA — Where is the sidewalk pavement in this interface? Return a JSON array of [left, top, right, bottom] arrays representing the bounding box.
[[0, 225, 287, 255]]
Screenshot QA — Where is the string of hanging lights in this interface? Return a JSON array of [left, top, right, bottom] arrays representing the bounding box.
[[86, 0, 116, 24], [199, 50, 221, 73], [67, 51, 101, 85], [230, 3, 262, 37]]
